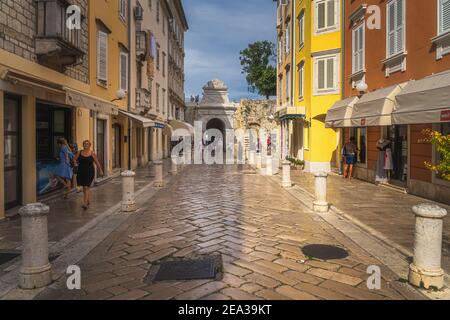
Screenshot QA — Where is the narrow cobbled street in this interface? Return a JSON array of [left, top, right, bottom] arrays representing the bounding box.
[[36, 165, 424, 300]]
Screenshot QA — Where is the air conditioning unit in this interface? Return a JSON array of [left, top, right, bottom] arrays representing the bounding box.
[[134, 6, 143, 20]]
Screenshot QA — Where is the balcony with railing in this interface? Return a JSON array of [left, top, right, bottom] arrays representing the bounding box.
[[35, 0, 85, 70]]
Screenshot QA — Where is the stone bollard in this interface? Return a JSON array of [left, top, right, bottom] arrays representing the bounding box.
[[121, 171, 136, 212], [18, 203, 52, 289], [408, 204, 447, 290], [249, 150, 256, 166], [282, 160, 292, 188], [313, 172, 329, 213], [266, 156, 273, 176], [169, 157, 178, 175], [154, 160, 164, 187], [256, 153, 262, 170]]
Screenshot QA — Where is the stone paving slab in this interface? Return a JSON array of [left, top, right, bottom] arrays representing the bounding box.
[[0, 161, 172, 275], [290, 171, 450, 273], [31, 165, 426, 300]]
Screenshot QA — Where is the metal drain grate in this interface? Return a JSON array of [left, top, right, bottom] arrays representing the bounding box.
[[302, 244, 349, 260], [0, 251, 20, 266], [146, 256, 222, 283]]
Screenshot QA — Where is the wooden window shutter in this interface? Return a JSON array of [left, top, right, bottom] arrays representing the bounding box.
[[97, 31, 108, 82]]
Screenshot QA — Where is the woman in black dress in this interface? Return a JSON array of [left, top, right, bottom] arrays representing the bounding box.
[[75, 140, 104, 210]]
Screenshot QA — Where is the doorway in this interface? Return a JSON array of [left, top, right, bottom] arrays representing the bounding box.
[[3, 95, 21, 209], [148, 128, 153, 162], [389, 125, 408, 186], [112, 123, 121, 169], [96, 118, 107, 178]]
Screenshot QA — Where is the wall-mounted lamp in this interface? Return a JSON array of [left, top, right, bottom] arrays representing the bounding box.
[[356, 81, 368, 96], [111, 89, 126, 103]]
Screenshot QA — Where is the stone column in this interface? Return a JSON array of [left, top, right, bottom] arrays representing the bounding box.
[[266, 156, 273, 176], [408, 204, 447, 290], [249, 150, 256, 166], [121, 171, 136, 212], [19, 203, 52, 289], [169, 156, 178, 175], [154, 160, 164, 187], [282, 160, 292, 188], [313, 172, 329, 213]]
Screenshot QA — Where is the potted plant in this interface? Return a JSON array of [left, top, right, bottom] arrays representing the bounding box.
[[286, 157, 305, 170]]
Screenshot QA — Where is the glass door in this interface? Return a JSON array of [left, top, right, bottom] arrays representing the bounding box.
[[148, 128, 153, 162], [389, 125, 408, 185], [4, 96, 21, 209], [96, 119, 107, 178]]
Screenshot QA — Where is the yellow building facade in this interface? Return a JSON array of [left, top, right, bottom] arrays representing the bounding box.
[[277, 0, 342, 172]]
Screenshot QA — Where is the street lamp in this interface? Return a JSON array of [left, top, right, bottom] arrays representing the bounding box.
[[111, 89, 126, 103], [356, 81, 368, 96]]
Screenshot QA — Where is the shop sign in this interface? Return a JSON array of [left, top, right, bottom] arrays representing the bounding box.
[[441, 110, 450, 122]]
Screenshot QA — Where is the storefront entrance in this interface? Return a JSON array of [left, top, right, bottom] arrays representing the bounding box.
[[3, 95, 21, 209], [387, 125, 408, 186], [36, 102, 72, 196], [96, 119, 107, 178], [148, 128, 153, 162]]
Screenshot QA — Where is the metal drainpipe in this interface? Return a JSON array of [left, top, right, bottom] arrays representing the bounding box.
[[127, 0, 132, 170]]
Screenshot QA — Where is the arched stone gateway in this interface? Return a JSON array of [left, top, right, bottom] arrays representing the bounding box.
[[186, 79, 238, 135]]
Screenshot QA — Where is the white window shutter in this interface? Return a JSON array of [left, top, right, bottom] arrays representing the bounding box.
[[395, 0, 404, 53], [387, 1, 396, 56], [318, 59, 325, 90], [326, 58, 334, 89], [327, 0, 335, 28], [352, 28, 358, 72], [97, 31, 108, 82], [440, 0, 450, 34], [334, 55, 339, 90]]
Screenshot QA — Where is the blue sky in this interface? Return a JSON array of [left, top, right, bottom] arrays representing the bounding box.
[[183, 0, 276, 102]]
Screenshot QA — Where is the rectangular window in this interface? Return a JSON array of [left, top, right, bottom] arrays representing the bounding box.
[[162, 89, 166, 114], [119, 0, 127, 21], [352, 24, 365, 73], [314, 54, 339, 94], [279, 76, 283, 104], [298, 63, 304, 99], [350, 127, 367, 165], [162, 52, 166, 77], [156, 0, 160, 23], [120, 52, 128, 91], [156, 44, 160, 70], [285, 67, 291, 102], [156, 83, 160, 111], [298, 11, 305, 48], [278, 38, 283, 64], [285, 21, 291, 54], [387, 0, 405, 57], [315, 0, 339, 33], [97, 30, 108, 85], [439, 0, 450, 34]]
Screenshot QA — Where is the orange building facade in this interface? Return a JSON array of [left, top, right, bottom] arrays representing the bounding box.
[[326, 0, 450, 204]]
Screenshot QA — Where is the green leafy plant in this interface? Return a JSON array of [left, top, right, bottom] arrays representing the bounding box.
[[286, 157, 305, 168], [421, 129, 450, 181]]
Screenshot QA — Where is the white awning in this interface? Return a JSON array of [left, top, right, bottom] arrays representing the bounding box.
[[351, 84, 406, 127], [394, 70, 450, 124], [169, 119, 195, 135], [163, 124, 173, 136], [119, 110, 155, 128], [65, 87, 119, 115], [325, 97, 359, 128]]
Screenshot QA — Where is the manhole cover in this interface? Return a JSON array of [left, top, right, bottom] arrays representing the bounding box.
[[147, 256, 222, 282], [302, 244, 349, 260], [0, 251, 20, 266]]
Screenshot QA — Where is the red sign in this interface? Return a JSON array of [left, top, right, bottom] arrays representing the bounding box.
[[361, 119, 366, 126], [441, 110, 450, 122]]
